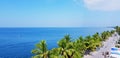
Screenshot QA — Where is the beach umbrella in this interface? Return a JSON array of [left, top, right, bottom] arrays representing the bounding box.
[[110, 47, 120, 58]]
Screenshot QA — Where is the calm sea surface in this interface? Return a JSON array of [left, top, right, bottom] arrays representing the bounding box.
[[0, 27, 113, 58]]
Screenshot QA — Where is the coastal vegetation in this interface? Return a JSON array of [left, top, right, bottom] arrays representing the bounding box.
[[115, 39, 120, 48], [115, 26, 120, 35], [31, 26, 120, 58], [115, 26, 120, 48]]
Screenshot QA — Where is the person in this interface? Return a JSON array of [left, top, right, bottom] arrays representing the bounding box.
[[102, 52, 106, 58], [102, 51, 109, 58], [106, 51, 109, 58]]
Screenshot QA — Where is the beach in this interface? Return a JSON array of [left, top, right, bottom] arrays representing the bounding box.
[[84, 32, 120, 58]]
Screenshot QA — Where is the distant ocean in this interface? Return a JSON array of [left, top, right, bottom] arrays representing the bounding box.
[[0, 27, 113, 58]]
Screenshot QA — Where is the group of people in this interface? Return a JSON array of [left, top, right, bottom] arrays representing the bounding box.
[[102, 51, 110, 58]]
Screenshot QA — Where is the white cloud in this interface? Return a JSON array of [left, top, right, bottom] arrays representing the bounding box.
[[83, 0, 120, 11]]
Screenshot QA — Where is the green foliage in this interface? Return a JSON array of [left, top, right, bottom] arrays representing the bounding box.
[[111, 30, 115, 34], [115, 26, 120, 35], [73, 37, 86, 55], [31, 40, 48, 58], [101, 31, 112, 41], [31, 28, 118, 58], [57, 35, 82, 58]]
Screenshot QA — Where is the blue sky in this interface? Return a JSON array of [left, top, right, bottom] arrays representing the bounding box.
[[0, 0, 120, 27]]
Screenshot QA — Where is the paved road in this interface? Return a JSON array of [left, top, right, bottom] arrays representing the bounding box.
[[84, 33, 120, 58]]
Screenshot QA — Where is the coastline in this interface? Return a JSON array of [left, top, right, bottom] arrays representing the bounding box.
[[31, 27, 116, 58], [84, 32, 120, 58], [0, 27, 113, 58]]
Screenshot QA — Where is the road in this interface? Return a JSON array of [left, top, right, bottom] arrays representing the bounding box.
[[84, 33, 120, 58]]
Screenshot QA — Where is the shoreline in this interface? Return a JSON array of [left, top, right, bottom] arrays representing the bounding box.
[[32, 28, 117, 58], [84, 32, 120, 58]]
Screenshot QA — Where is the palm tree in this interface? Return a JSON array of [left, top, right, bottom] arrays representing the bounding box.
[[73, 36, 86, 55], [78, 36, 84, 42], [106, 31, 112, 36], [57, 35, 72, 58], [115, 26, 120, 35], [87, 38, 97, 51], [83, 36, 95, 54], [49, 48, 64, 58], [111, 30, 115, 34], [93, 32, 102, 41], [31, 40, 48, 58], [84, 35, 102, 53], [115, 26, 119, 30], [58, 35, 72, 49], [57, 35, 82, 58], [101, 31, 108, 41]]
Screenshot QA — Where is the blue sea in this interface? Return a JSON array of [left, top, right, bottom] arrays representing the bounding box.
[[0, 27, 113, 58]]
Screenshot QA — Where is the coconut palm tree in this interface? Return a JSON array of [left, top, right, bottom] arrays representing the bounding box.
[[73, 41, 85, 56], [106, 31, 112, 36], [115, 26, 120, 35], [31, 40, 49, 58], [84, 35, 102, 53], [111, 30, 115, 34], [58, 35, 72, 49], [73, 36, 86, 55], [93, 32, 102, 41], [49, 48, 65, 58], [57, 35, 72, 58], [57, 35, 82, 58], [101, 31, 108, 41], [83, 36, 95, 54]]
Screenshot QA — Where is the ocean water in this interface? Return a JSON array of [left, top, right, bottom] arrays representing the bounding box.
[[0, 27, 113, 58]]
